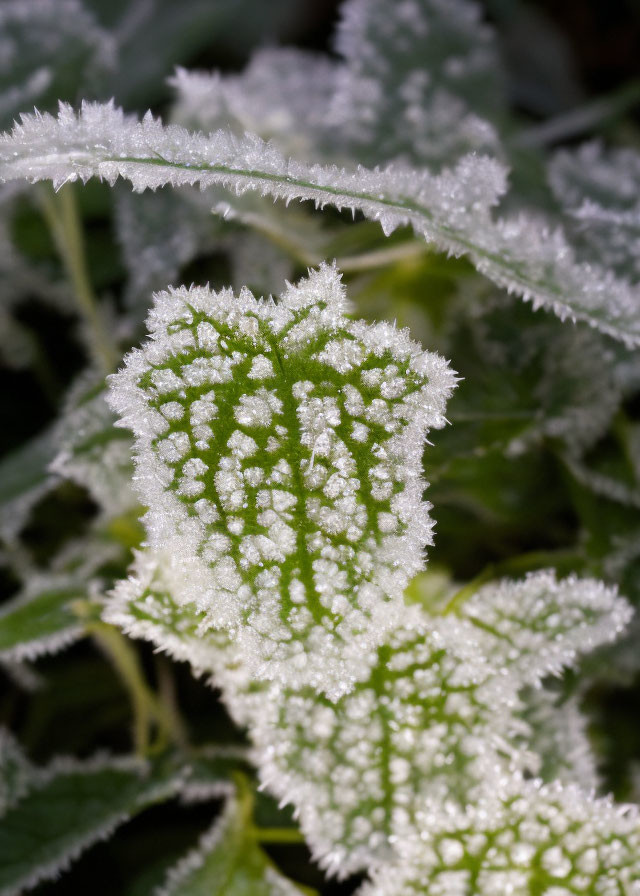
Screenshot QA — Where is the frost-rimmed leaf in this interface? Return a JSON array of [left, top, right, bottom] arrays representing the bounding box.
[[327, 0, 504, 167], [0, 752, 180, 896], [0, 0, 114, 130], [170, 50, 337, 161], [154, 790, 308, 896], [236, 572, 629, 876], [49, 371, 137, 519], [3, 103, 640, 345], [549, 141, 640, 281], [517, 688, 600, 791], [108, 264, 455, 698], [0, 730, 33, 814], [358, 775, 640, 896], [0, 427, 58, 545], [0, 574, 86, 663], [104, 548, 250, 694]]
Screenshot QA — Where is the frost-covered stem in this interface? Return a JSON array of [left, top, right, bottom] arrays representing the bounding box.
[[88, 620, 175, 754], [155, 656, 189, 750], [38, 184, 118, 374]]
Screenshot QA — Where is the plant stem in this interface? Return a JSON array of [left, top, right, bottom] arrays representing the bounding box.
[[38, 183, 118, 374], [86, 619, 176, 755], [251, 827, 307, 844]]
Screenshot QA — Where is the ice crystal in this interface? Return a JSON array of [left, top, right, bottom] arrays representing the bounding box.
[[360, 775, 640, 896], [108, 264, 455, 696], [230, 573, 629, 875]]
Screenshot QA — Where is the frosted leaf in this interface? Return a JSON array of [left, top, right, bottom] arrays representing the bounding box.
[[108, 264, 456, 697], [457, 571, 632, 682], [154, 790, 308, 896], [328, 0, 505, 167], [238, 573, 627, 875], [49, 371, 138, 520], [170, 49, 337, 161], [0, 750, 184, 896], [104, 548, 251, 698], [517, 688, 600, 791], [4, 103, 640, 345], [359, 775, 640, 896], [0, 426, 58, 546], [549, 142, 640, 281], [0, 0, 114, 129], [115, 185, 218, 318], [0, 730, 34, 814]]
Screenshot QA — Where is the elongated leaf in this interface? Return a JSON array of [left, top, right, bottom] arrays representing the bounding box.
[[2, 103, 640, 345], [155, 792, 308, 896], [108, 264, 455, 698], [0, 427, 57, 544]]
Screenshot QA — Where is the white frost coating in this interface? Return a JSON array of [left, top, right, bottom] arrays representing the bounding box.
[[458, 571, 632, 682], [359, 775, 640, 896], [107, 264, 456, 698], [104, 548, 253, 699], [170, 49, 337, 161], [3, 102, 640, 345], [230, 573, 630, 876], [518, 689, 600, 792]]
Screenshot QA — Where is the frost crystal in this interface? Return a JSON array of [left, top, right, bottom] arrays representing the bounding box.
[[230, 573, 629, 875], [360, 775, 640, 896], [108, 265, 455, 697]]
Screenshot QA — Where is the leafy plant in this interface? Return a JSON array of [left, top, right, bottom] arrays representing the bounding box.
[[1, 0, 640, 893]]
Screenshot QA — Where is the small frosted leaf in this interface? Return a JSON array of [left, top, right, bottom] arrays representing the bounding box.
[[359, 776, 640, 896], [0, 0, 114, 130], [0, 427, 57, 545], [549, 142, 640, 282], [329, 0, 505, 167], [105, 548, 250, 697], [517, 688, 600, 791], [0, 730, 34, 815], [154, 791, 308, 896], [458, 571, 632, 682], [49, 372, 138, 520], [108, 264, 456, 697], [0, 575, 86, 663], [4, 102, 640, 345], [170, 49, 337, 161]]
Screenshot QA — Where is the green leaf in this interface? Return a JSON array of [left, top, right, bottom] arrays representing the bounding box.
[[0, 576, 85, 662], [0, 752, 180, 896], [108, 264, 455, 698], [155, 790, 309, 896], [0, 426, 57, 545]]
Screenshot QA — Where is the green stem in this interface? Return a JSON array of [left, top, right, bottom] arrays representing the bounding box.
[[38, 183, 118, 374], [251, 827, 307, 844], [86, 619, 176, 755]]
